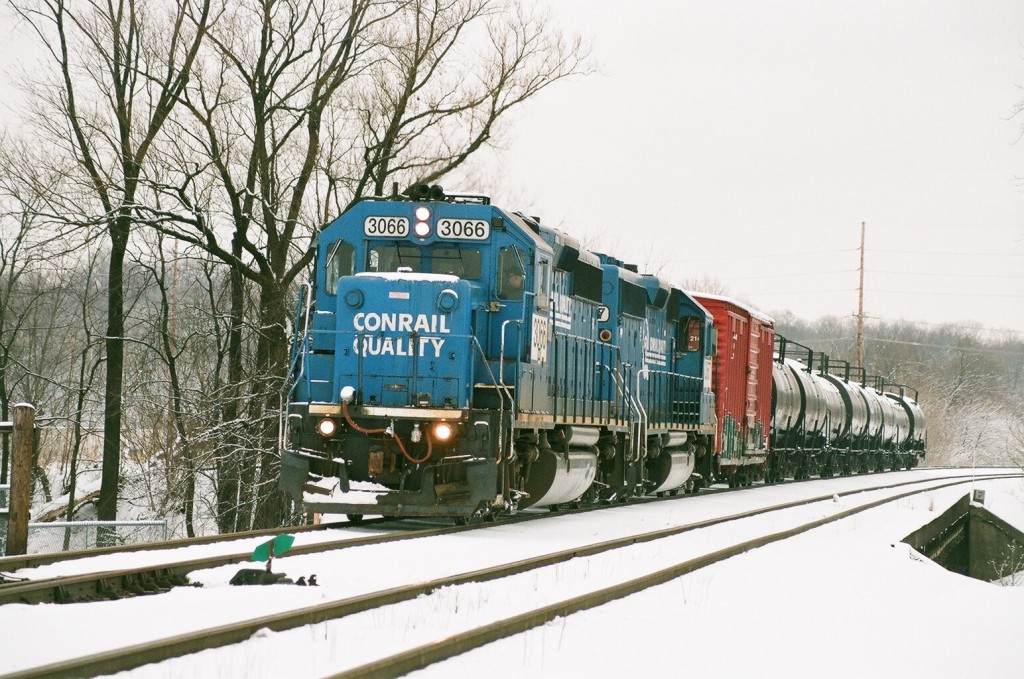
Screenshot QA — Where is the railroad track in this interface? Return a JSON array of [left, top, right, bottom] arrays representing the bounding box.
[[0, 469, 976, 606], [0, 516, 393, 574], [4, 471, 1016, 679]]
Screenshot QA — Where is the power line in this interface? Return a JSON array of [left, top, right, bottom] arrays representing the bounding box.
[[666, 247, 857, 263], [742, 287, 1024, 300], [868, 269, 1024, 279], [868, 288, 1024, 298], [736, 288, 858, 296], [723, 269, 858, 281], [860, 316, 1024, 336], [864, 336, 1024, 357], [867, 248, 1024, 257]]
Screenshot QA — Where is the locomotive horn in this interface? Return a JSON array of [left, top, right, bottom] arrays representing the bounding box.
[[429, 184, 445, 200], [403, 183, 430, 200]]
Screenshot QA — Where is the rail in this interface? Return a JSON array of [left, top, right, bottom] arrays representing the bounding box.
[[7, 472, 1015, 678], [336, 474, 996, 679]]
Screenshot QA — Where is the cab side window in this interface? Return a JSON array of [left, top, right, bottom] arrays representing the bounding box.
[[497, 247, 526, 300], [536, 259, 550, 310], [686, 317, 702, 352], [325, 241, 354, 295]]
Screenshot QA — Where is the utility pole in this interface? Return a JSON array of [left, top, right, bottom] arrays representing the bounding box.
[[856, 221, 865, 371]]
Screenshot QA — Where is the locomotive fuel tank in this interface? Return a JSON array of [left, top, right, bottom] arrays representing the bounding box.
[[647, 441, 696, 493], [519, 426, 600, 508]]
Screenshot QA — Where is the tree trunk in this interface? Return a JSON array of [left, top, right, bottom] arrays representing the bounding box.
[[249, 280, 291, 529], [216, 251, 246, 533], [98, 217, 129, 544]]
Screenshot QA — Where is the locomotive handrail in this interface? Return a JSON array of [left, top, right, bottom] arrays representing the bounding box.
[[598, 362, 624, 418], [625, 366, 644, 462], [286, 282, 313, 402], [642, 368, 705, 429], [634, 367, 650, 462], [495, 322, 521, 463], [499, 319, 522, 392], [600, 361, 642, 461], [282, 283, 314, 449]]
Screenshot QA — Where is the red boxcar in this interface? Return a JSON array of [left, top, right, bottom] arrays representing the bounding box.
[[690, 293, 774, 487]]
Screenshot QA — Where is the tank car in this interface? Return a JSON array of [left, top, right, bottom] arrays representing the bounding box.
[[770, 339, 845, 480], [770, 336, 927, 480], [887, 385, 926, 464], [279, 185, 717, 520]]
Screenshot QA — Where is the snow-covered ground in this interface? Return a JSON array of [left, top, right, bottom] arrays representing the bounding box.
[[419, 477, 1024, 679], [2, 469, 1022, 678]]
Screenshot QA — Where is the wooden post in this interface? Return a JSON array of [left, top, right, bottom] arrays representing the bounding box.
[[6, 403, 35, 556]]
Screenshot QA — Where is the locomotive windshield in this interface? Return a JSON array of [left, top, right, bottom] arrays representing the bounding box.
[[368, 243, 422, 272], [366, 242, 483, 279], [429, 247, 482, 278]]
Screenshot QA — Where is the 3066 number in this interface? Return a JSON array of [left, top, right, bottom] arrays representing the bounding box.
[[363, 216, 409, 237], [437, 219, 489, 240]]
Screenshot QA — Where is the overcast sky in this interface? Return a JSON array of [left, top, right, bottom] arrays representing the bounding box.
[[2, 2, 1022, 337], [480, 0, 1024, 337]]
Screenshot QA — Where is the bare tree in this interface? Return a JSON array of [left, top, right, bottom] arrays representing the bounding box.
[[9, 0, 213, 532], [3, 0, 590, 532], [143, 0, 590, 529]]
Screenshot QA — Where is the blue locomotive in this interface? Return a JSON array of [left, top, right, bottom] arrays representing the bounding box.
[[280, 185, 717, 520]]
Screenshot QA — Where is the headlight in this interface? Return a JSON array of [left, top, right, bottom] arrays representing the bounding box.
[[415, 206, 431, 221], [317, 418, 338, 437], [437, 289, 459, 312], [414, 221, 431, 238], [432, 421, 454, 442], [344, 289, 364, 309]]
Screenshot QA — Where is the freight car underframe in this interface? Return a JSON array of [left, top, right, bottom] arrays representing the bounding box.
[[767, 432, 924, 482]]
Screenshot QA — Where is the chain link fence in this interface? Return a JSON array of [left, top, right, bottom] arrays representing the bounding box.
[[1, 487, 168, 554], [24, 520, 169, 554], [0, 484, 8, 552]]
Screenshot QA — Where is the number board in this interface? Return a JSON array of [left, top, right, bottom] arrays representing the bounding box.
[[437, 218, 489, 241], [364, 216, 410, 237]]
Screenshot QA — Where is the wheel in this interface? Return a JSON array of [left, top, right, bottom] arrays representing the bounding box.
[[346, 514, 364, 525]]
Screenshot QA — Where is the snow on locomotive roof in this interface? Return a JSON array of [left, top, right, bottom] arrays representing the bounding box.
[[685, 290, 775, 324], [355, 271, 459, 283]]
